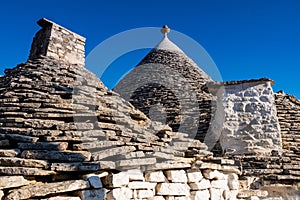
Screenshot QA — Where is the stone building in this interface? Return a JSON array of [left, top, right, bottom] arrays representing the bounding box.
[[0, 18, 299, 199]]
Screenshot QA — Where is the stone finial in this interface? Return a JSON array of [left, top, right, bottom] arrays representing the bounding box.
[[161, 25, 170, 36], [29, 18, 86, 66]]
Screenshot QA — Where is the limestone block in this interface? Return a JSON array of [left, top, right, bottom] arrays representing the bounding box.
[[187, 171, 203, 183], [91, 146, 136, 160], [145, 171, 166, 182], [189, 178, 211, 190], [211, 180, 229, 190], [227, 173, 239, 190], [106, 187, 132, 200], [116, 157, 156, 167], [223, 190, 239, 200], [0, 149, 21, 157], [210, 188, 224, 200], [18, 142, 68, 151], [0, 190, 4, 199], [191, 190, 210, 200], [126, 169, 145, 181], [165, 170, 187, 183], [149, 196, 165, 200], [104, 172, 129, 188], [46, 197, 81, 200], [136, 189, 155, 198], [77, 189, 106, 200], [203, 169, 227, 180], [156, 183, 190, 196], [0, 157, 48, 168], [0, 176, 31, 189], [0, 166, 55, 176], [21, 150, 91, 162], [128, 181, 156, 189], [6, 180, 90, 199], [165, 196, 190, 200]]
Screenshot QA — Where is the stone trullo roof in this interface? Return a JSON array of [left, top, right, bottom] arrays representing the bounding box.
[[114, 26, 215, 151]]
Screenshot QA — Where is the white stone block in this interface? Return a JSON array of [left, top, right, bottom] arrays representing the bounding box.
[[227, 173, 239, 190], [223, 190, 239, 200], [0, 190, 4, 199], [165, 170, 187, 183], [128, 181, 156, 189], [126, 169, 145, 181], [47, 197, 81, 200], [211, 180, 229, 190], [77, 189, 106, 200], [106, 187, 132, 200], [145, 171, 166, 182], [210, 188, 224, 200], [149, 196, 165, 200], [156, 183, 190, 196], [136, 189, 155, 198], [203, 169, 227, 180], [104, 172, 129, 187], [0, 176, 30, 189], [187, 171, 203, 183], [189, 178, 211, 190], [191, 190, 210, 200]]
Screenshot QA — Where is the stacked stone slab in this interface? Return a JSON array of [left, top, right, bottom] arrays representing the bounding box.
[[114, 31, 215, 150], [0, 19, 243, 199]]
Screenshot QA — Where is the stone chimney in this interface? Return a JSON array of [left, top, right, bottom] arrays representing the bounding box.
[[29, 18, 86, 66]]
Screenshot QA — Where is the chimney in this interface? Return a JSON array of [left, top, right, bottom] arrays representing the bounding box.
[[29, 18, 86, 66]]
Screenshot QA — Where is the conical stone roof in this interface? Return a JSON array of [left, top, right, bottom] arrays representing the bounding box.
[[115, 25, 215, 147]]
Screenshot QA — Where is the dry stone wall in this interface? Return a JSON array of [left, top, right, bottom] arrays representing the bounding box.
[[208, 79, 282, 155]]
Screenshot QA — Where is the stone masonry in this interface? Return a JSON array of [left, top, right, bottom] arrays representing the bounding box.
[[0, 18, 300, 199]]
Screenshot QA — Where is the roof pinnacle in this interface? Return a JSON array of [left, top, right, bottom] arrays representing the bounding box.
[[161, 25, 170, 36]]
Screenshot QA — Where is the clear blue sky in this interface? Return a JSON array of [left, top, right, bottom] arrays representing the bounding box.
[[1, 0, 300, 97]]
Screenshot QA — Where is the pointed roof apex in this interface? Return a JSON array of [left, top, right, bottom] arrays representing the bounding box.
[[161, 25, 170, 36], [155, 25, 184, 53]]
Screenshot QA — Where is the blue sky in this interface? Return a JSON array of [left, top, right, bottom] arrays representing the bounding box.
[[1, 0, 300, 97]]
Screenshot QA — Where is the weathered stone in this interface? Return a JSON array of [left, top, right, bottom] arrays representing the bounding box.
[[6, 179, 90, 199], [86, 175, 103, 189], [128, 181, 156, 189], [0, 176, 31, 189], [103, 172, 129, 188], [91, 146, 136, 160], [165, 170, 188, 183], [0, 149, 20, 157], [211, 179, 229, 190], [136, 189, 155, 198], [203, 169, 227, 180], [145, 171, 166, 182], [0, 157, 48, 168], [0, 166, 55, 176], [50, 162, 101, 171], [106, 187, 132, 200], [21, 150, 91, 162], [210, 188, 223, 200], [116, 157, 156, 167], [126, 169, 145, 181], [18, 142, 68, 151], [228, 173, 239, 190], [45, 197, 81, 200], [0, 190, 4, 200], [187, 171, 203, 183], [77, 189, 106, 200], [189, 178, 211, 190], [191, 190, 210, 200], [0, 139, 10, 147], [156, 183, 190, 196]]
